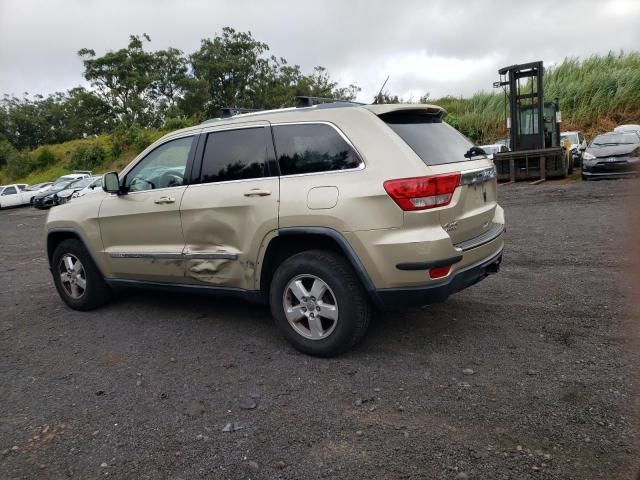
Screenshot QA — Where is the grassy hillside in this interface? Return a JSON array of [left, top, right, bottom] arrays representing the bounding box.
[[0, 128, 166, 184], [437, 51, 640, 143]]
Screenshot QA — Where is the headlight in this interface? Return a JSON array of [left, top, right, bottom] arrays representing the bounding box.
[[583, 152, 596, 161]]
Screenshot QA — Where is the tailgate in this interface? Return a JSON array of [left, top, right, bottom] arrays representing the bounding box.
[[439, 166, 498, 245]]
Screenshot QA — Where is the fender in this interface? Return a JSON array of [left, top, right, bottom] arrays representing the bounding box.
[[46, 227, 107, 277], [277, 226, 381, 305]]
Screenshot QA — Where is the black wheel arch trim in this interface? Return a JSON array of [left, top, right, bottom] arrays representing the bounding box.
[[46, 227, 106, 277], [277, 226, 380, 304]]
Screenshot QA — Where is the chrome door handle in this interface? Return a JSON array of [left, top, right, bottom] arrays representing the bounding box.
[[154, 196, 176, 204], [244, 189, 271, 197]]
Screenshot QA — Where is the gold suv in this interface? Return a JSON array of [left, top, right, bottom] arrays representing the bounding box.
[[45, 101, 505, 357]]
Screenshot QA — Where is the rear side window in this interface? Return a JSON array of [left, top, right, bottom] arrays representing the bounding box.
[[380, 111, 475, 166], [2, 186, 17, 195], [273, 123, 361, 175], [200, 128, 268, 183]]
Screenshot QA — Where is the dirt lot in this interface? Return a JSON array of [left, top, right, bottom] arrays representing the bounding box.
[[1, 180, 639, 480]]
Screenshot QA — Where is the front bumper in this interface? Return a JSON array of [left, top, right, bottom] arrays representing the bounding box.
[[33, 196, 57, 209], [583, 158, 638, 179], [373, 246, 503, 308]]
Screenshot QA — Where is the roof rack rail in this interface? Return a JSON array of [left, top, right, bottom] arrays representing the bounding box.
[[295, 96, 345, 108], [220, 107, 264, 118]]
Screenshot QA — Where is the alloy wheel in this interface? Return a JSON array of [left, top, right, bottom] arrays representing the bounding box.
[[282, 274, 339, 340], [58, 254, 87, 299]]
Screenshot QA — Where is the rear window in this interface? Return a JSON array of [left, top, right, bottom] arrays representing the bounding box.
[[380, 111, 476, 166], [273, 123, 361, 175]]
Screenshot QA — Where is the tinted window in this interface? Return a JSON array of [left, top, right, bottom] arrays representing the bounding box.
[[273, 124, 361, 175], [2, 186, 17, 195], [126, 136, 193, 192], [381, 112, 475, 166], [200, 128, 267, 183]]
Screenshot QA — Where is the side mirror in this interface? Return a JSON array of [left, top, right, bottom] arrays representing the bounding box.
[[102, 172, 122, 194]]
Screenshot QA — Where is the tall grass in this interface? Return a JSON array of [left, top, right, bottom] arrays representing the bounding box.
[[436, 52, 640, 143]]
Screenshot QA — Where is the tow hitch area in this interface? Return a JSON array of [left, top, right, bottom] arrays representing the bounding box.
[[486, 256, 502, 274]]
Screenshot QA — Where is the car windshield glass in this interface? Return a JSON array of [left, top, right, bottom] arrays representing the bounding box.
[[481, 146, 498, 155], [70, 177, 92, 189], [592, 133, 639, 146], [52, 179, 75, 189], [380, 112, 476, 166], [561, 134, 579, 144]]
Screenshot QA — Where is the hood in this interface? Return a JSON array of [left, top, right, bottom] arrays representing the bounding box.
[[35, 185, 71, 198], [587, 143, 639, 158]]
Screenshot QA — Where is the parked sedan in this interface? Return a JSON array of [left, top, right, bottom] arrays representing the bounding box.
[[582, 132, 640, 180], [32, 179, 82, 209], [0, 184, 38, 208], [56, 176, 101, 205]]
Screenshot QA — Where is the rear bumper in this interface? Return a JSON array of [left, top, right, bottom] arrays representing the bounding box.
[[373, 246, 503, 308]]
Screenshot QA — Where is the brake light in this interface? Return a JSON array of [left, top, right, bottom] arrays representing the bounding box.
[[383, 173, 461, 211]]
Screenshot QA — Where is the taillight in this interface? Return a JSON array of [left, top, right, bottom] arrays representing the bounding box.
[[383, 173, 461, 211]]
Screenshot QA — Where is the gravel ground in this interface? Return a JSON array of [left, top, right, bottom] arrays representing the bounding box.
[[1, 179, 639, 479]]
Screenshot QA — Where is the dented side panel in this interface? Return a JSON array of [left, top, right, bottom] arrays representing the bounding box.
[[179, 177, 279, 289]]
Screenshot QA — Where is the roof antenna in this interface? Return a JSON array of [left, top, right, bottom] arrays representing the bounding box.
[[373, 75, 390, 104]]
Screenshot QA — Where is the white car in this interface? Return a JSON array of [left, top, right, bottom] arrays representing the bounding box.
[[561, 131, 587, 166], [73, 176, 103, 199], [57, 176, 102, 204], [479, 143, 509, 160], [0, 184, 38, 208], [613, 124, 640, 135]]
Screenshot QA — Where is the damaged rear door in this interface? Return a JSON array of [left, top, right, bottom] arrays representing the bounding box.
[[179, 121, 279, 289]]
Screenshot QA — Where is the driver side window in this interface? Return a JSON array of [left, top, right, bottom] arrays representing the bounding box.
[[125, 136, 194, 192]]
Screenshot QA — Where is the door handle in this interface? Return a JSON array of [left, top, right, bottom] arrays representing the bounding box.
[[154, 196, 176, 204], [243, 189, 271, 197]]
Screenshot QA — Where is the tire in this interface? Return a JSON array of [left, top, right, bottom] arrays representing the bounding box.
[[51, 238, 112, 311], [270, 250, 371, 357], [581, 173, 588, 181], [568, 157, 574, 175]]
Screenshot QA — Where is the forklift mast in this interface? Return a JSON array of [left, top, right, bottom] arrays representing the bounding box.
[[495, 61, 560, 152]]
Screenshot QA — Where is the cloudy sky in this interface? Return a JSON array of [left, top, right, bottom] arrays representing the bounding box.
[[1, 0, 639, 102]]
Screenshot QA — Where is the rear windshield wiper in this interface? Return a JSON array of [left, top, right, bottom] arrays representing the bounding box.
[[464, 146, 488, 159]]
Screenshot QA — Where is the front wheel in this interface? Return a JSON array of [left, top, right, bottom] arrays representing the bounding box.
[[51, 239, 112, 311], [270, 250, 371, 357]]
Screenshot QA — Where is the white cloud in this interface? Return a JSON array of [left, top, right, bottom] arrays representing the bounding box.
[[0, 0, 638, 101]]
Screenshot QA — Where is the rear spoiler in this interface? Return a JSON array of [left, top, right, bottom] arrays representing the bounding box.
[[363, 104, 446, 119]]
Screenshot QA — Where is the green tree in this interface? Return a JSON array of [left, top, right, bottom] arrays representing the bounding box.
[[190, 27, 272, 117], [79, 34, 157, 126]]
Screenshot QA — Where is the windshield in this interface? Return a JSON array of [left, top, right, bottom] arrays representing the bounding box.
[[69, 177, 92, 189], [52, 179, 76, 189], [561, 133, 579, 144], [592, 133, 640, 146], [480, 145, 499, 155], [380, 112, 476, 166]]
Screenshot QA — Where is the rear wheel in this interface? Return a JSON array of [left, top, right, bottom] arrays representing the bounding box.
[[52, 239, 112, 310], [270, 250, 371, 357]]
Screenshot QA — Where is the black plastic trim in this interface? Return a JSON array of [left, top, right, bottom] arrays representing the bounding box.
[[454, 223, 505, 252], [396, 255, 463, 271], [377, 247, 503, 309], [105, 278, 263, 303], [277, 226, 379, 301], [46, 227, 106, 277]]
